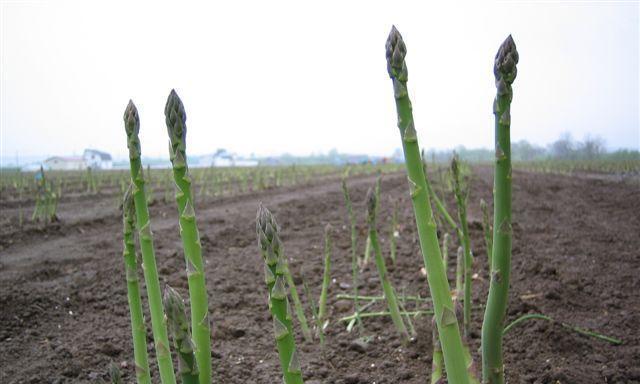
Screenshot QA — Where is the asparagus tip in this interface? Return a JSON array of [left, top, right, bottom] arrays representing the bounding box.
[[385, 25, 407, 80], [123, 100, 140, 137], [366, 187, 376, 222], [494, 35, 519, 85], [165, 89, 187, 146]]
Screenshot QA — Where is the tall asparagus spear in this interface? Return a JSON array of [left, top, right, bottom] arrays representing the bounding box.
[[256, 204, 304, 384], [164, 90, 212, 384], [124, 101, 176, 384], [481, 35, 518, 384], [386, 26, 470, 384], [366, 187, 410, 343], [163, 286, 200, 384], [450, 154, 473, 337], [122, 186, 152, 384]]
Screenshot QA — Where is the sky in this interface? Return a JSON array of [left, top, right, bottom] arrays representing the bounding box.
[[1, 0, 638, 163]]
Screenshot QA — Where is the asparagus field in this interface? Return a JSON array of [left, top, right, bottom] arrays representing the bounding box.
[[0, 164, 638, 383]]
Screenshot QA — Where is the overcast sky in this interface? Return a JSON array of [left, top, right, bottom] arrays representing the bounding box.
[[1, 0, 638, 162]]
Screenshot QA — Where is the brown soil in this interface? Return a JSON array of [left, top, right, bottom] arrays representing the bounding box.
[[1, 168, 638, 383]]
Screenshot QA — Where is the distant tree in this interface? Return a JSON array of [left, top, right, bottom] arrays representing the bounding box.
[[549, 132, 575, 159], [578, 135, 606, 159], [512, 140, 545, 161]]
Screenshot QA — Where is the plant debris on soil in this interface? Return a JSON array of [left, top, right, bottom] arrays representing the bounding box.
[[1, 168, 639, 383]]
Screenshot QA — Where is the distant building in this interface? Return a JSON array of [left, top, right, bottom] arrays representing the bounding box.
[[83, 149, 113, 169], [201, 149, 258, 167], [44, 156, 86, 170]]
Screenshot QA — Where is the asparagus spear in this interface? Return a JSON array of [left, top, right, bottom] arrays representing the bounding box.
[[451, 154, 473, 337], [318, 223, 333, 333], [341, 173, 363, 332], [163, 286, 200, 384], [124, 100, 176, 384], [480, 199, 493, 268], [283, 257, 313, 343], [481, 35, 518, 384], [256, 204, 304, 384], [366, 187, 410, 343], [386, 26, 471, 384], [122, 186, 152, 384], [164, 90, 212, 384]]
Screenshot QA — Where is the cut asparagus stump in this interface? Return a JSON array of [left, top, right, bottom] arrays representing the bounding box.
[[481, 35, 519, 384], [164, 90, 212, 384], [122, 186, 152, 384], [256, 204, 304, 384], [163, 286, 200, 384], [386, 26, 471, 384], [124, 101, 176, 384]]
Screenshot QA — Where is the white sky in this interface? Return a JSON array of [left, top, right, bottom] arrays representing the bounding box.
[[1, 0, 638, 161]]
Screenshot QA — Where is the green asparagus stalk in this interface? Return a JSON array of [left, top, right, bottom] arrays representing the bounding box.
[[341, 173, 363, 333], [430, 316, 444, 384], [124, 100, 176, 384], [481, 35, 518, 384], [164, 90, 212, 384], [256, 205, 304, 384], [451, 154, 473, 337], [455, 246, 464, 300], [423, 152, 460, 235], [122, 186, 152, 384], [163, 286, 200, 384], [301, 272, 324, 345], [283, 258, 313, 343], [441, 233, 451, 271], [318, 223, 333, 332], [480, 199, 493, 268], [389, 198, 398, 265], [366, 187, 410, 343], [386, 26, 471, 384]]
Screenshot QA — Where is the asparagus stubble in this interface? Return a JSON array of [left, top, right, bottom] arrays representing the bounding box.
[[122, 186, 152, 384], [256, 205, 304, 384], [164, 90, 212, 384], [481, 35, 518, 384], [124, 101, 176, 384], [386, 26, 470, 384]]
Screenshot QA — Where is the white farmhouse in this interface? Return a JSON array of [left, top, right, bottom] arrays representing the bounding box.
[[44, 156, 86, 170], [83, 149, 113, 169]]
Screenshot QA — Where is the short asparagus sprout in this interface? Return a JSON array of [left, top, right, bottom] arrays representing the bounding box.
[[451, 154, 474, 337], [480, 199, 493, 268], [256, 204, 304, 384], [318, 223, 333, 334], [109, 363, 123, 384], [386, 25, 471, 384], [481, 35, 518, 384], [163, 286, 200, 384], [389, 198, 399, 265], [366, 186, 411, 343], [430, 317, 444, 384], [122, 186, 152, 384], [124, 100, 176, 384], [283, 256, 313, 343], [164, 90, 212, 384], [341, 172, 363, 332]]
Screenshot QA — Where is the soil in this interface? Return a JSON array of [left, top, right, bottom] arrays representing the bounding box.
[[1, 168, 639, 384]]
